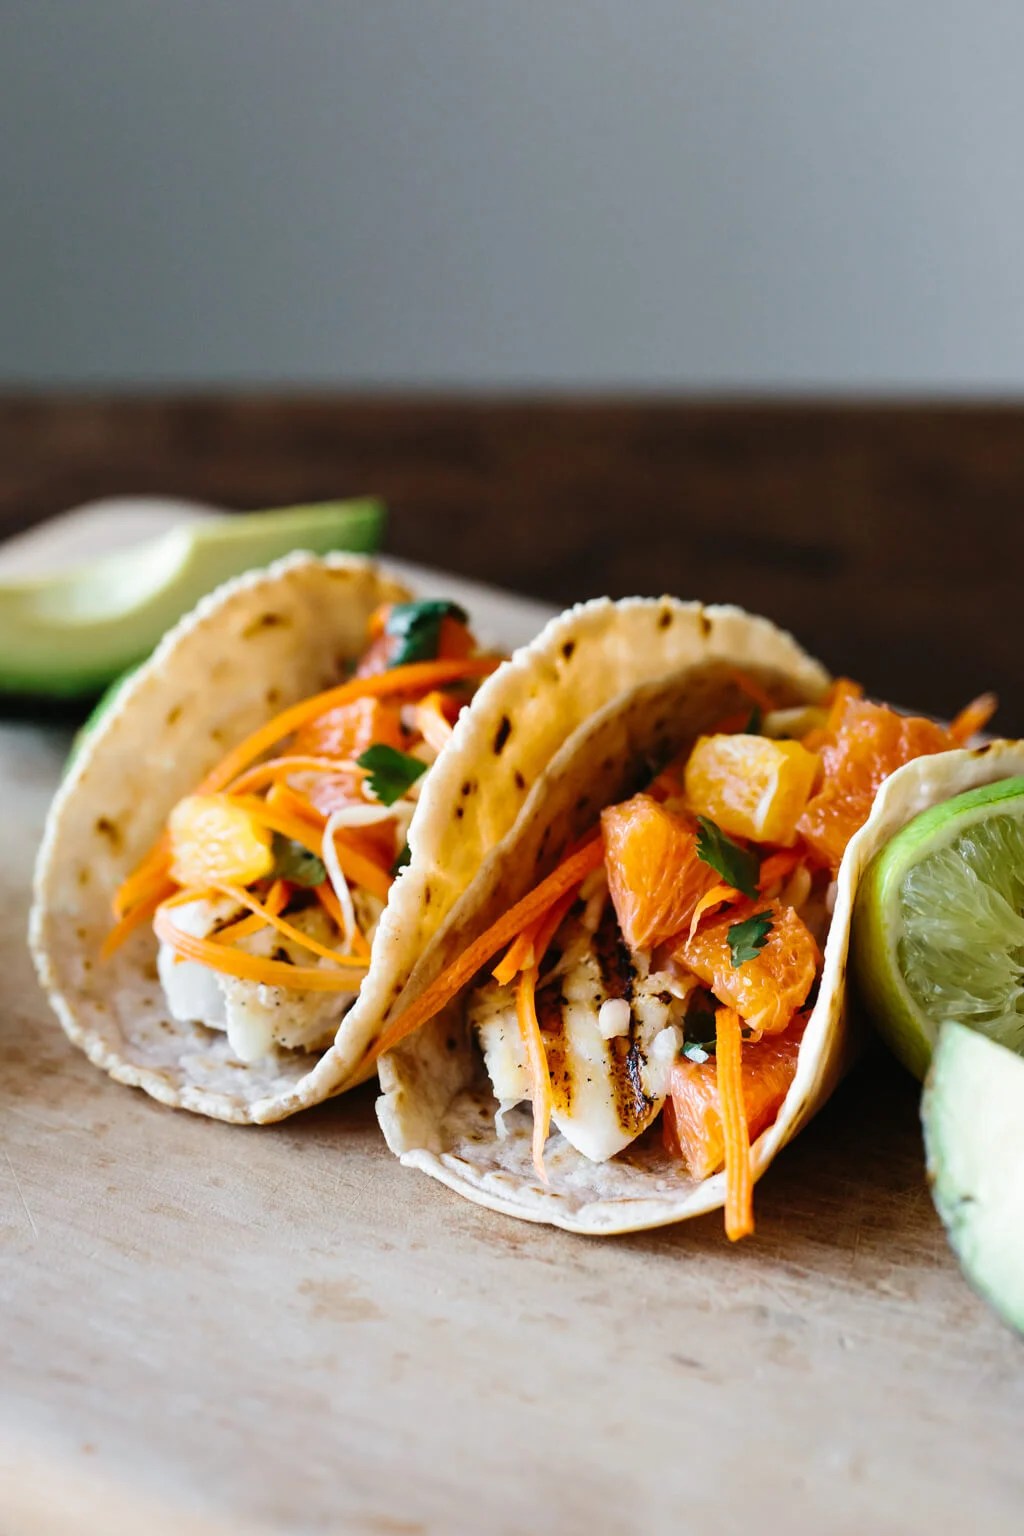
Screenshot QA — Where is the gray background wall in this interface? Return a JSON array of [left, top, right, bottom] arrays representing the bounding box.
[[4, 2, 1024, 391]]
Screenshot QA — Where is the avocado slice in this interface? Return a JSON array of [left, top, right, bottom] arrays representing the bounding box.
[[922, 1021, 1024, 1335], [0, 498, 384, 698]]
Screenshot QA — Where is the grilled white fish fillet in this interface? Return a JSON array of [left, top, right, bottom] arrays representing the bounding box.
[[470, 909, 692, 1162], [158, 890, 382, 1064]]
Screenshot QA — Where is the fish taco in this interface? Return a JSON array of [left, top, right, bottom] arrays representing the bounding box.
[[31, 552, 511, 1123], [373, 601, 995, 1236]]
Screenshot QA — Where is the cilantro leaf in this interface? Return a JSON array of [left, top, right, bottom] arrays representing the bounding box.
[[727, 910, 774, 968], [357, 744, 427, 806], [385, 600, 469, 667], [744, 704, 763, 734], [392, 840, 411, 876], [270, 835, 327, 888], [695, 815, 760, 899]]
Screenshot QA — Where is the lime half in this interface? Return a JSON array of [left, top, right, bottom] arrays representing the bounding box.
[[851, 775, 1024, 1079]]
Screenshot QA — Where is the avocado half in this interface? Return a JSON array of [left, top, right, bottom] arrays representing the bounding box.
[[0, 498, 384, 698], [922, 1021, 1024, 1336]]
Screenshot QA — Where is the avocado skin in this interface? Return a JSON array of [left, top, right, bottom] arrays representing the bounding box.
[[922, 1022, 1024, 1337], [0, 498, 384, 700]]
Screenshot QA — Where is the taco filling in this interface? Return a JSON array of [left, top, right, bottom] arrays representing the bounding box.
[[374, 681, 995, 1238], [103, 598, 499, 1065]]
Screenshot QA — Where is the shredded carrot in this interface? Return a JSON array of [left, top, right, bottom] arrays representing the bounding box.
[[948, 691, 998, 745], [211, 878, 289, 946], [197, 656, 500, 797], [493, 885, 578, 986], [757, 850, 802, 892], [687, 883, 737, 940], [232, 795, 393, 903], [416, 691, 456, 755], [153, 906, 367, 991], [314, 882, 371, 958], [516, 966, 553, 1181], [100, 878, 177, 959], [369, 837, 605, 1060], [226, 755, 363, 796], [728, 669, 778, 716], [207, 882, 370, 967], [716, 1006, 754, 1241], [267, 780, 327, 828], [532, 887, 580, 969], [111, 838, 173, 919]]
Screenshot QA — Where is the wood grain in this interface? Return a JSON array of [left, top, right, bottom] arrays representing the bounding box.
[[2, 572, 1023, 1536], [0, 395, 1021, 730]]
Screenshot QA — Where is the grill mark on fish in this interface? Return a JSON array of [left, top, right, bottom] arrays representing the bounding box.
[[593, 909, 655, 1133], [537, 986, 573, 1115], [622, 1039, 654, 1133], [593, 909, 635, 1002]]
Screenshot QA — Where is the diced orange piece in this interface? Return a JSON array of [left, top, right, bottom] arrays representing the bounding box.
[[664, 1025, 802, 1180], [797, 698, 951, 870], [292, 696, 405, 762], [292, 697, 406, 817], [168, 795, 274, 888], [601, 793, 724, 951], [684, 733, 820, 847], [675, 900, 818, 1036]]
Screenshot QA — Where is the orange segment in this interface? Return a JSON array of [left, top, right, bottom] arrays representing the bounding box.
[[797, 698, 951, 870], [684, 733, 820, 847], [292, 697, 406, 816], [675, 900, 818, 1036], [664, 1023, 802, 1181], [601, 793, 724, 951], [168, 796, 274, 888]]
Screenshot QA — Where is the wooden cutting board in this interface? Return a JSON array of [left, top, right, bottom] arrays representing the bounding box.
[[2, 545, 1021, 1536]]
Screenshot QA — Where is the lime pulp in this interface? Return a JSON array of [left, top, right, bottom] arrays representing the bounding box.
[[852, 775, 1024, 1078]]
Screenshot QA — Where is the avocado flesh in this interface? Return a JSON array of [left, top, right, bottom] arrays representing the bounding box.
[[0, 498, 384, 698], [922, 1021, 1024, 1335]]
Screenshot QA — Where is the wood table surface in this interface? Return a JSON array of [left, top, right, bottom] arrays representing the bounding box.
[[2, 397, 1023, 1535], [1, 394, 1021, 730]]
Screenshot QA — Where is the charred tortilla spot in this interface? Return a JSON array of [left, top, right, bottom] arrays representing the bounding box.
[[165, 704, 182, 726], [95, 817, 121, 851], [514, 770, 526, 792], [698, 611, 712, 637], [243, 611, 289, 637], [971, 743, 994, 756], [423, 884, 432, 907], [265, 687, 280, 708], [658, 609, 673, 629], [562, 639, 576, 661], [461, 780, 474, 797], [493, 715, 512, 755], [455, 805, 464, 819]]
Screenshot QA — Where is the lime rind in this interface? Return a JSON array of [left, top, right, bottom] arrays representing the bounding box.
[[853, 774, 1024, 1077]]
